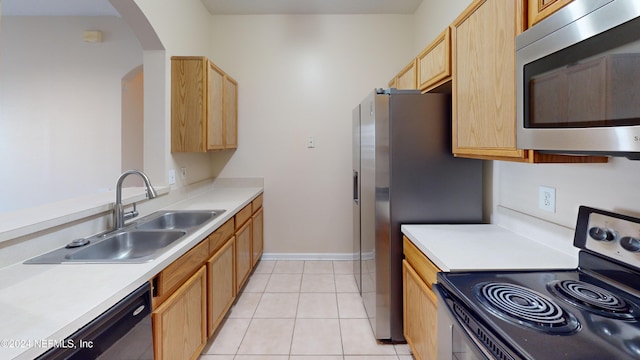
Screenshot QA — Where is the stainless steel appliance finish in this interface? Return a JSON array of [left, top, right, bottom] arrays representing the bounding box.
[[353, 104, 362, 295], [25, 209, 225, 264], [352, 89, 483, 342], [36, 283, 153, 359], [436, 206, 640, 359], [516, 0, 640, 158]]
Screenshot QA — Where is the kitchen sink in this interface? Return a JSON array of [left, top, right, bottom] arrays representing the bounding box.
[[65, 230, 186, 262], [24, 209, 225, 264], [135, 210, 223, 230]]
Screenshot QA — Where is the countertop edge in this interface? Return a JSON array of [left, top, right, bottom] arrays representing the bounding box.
[[401, 224, 579, 273], [2, 184, 263, 360]]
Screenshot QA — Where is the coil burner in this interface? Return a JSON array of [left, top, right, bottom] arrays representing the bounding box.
[[547, 280, 640, 320], [474, 282, 580, 334]]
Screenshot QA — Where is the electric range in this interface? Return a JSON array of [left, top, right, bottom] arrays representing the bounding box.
[[436, 206, 640, 359]]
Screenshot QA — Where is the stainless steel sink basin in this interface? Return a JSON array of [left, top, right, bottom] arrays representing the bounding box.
[[24, 209, 226, 264], [135, 210, 224, 230], [65, 230, 185, 262]]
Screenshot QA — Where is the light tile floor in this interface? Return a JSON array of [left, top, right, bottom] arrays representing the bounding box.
[[200, 260, 415, 360]]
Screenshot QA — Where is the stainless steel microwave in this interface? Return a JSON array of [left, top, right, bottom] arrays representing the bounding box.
[[516, 0, 640, 159]]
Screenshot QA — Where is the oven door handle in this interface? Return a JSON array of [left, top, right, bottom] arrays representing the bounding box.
[[435, 284, 507, 360]]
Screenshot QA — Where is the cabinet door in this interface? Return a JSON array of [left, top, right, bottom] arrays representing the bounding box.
[[207, 237, 235, 337], [528, 0, 573, 28], [153, 266, 207, 360], [235, 219, 253, 293], [452, 0, 525, 159], [207, 62, 225, 150], [252, 207, 264, 267], [388, 77, 398, 89], [224, 75, 238, 149], [403, 260, 438, 360], [417, 28, 451, 92], [396, 59, 418, 90], [171, 57, 207, 152]]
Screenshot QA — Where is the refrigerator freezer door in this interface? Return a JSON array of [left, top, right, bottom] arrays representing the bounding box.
[[352, 105, 362, 295], [361, 92, 391, 339]]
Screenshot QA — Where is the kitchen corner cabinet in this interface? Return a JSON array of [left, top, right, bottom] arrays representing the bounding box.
[[451, 0, 607, 164], [417, 28, 451, 92], [403, 237, 440, 360], [527, 0, 573, 28], [171, 56, 238, 152], [153, 266, 207, 360]]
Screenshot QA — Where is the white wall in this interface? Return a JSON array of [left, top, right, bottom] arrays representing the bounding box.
[[131, 0, 219, 188], [412, 0, 472, 54], [0, 16, 142, 211], [496, 159, 640, 227], [209, 14, 415, 255]]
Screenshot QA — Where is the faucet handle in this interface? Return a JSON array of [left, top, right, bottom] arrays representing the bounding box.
[[123, 202, 139, 222]]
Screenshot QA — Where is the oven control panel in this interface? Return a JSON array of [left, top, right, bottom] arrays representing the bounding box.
[[581, 208, 640, 268]]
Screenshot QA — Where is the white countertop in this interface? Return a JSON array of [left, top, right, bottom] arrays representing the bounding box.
[[401, 224, 579, 272], [0, 184, 263, 360]]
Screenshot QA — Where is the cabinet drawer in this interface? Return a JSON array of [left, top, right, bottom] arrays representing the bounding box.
[[252, 193, 263, 212], [235, 203, 252, 230], [209, 218, 234, 255], [403, 236, 441, 288], [158, 240, 209, 298]]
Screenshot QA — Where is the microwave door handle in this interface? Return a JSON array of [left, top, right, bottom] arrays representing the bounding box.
[[353, 170, 359, 204]]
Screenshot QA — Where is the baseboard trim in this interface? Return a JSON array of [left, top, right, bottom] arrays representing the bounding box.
[[260, 253, 357, 261]]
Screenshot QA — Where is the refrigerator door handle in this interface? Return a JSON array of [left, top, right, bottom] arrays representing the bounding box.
[[353, 170, 359, 204]]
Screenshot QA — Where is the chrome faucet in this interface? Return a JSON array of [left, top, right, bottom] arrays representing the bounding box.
[[113, 170, 157, 230]]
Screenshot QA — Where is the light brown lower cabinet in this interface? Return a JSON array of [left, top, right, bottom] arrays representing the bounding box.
[[207, 236, 236, 337], [235, 219, 253, 293], [151, 192, 264, 358], [403, 260, 438, 360], [403, 236, 440, 360], [251, 207, 264, 267], [152, 266, 207, 360]]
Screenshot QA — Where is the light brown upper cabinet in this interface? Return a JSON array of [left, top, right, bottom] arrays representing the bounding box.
[[396, 59, 418, 90], [417, 28, 451, 92], [451, 0, 606, 163], [452, 0, 525, 159], [388, 77, 398, 89], [389, 59, 417, 90], [527, 0, 574, 28], [171, 56, 238, 152]]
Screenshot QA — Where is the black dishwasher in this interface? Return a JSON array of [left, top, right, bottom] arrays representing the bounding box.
[[37, 282, 154, 360]]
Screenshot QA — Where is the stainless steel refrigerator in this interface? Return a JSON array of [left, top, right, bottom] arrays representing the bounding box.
[[352, 89, 482, 342]]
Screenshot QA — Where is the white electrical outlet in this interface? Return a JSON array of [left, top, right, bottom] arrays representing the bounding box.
[[181, 167, 187, 179], [168, 169, 176, 185], [307, 136, 316, 148], [539, 186, 556, 213]]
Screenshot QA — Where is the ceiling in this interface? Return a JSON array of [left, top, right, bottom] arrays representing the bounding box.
[[1, 0, 120, 16], [1, 0, 423, 16], [200, 0, 424, 15]]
